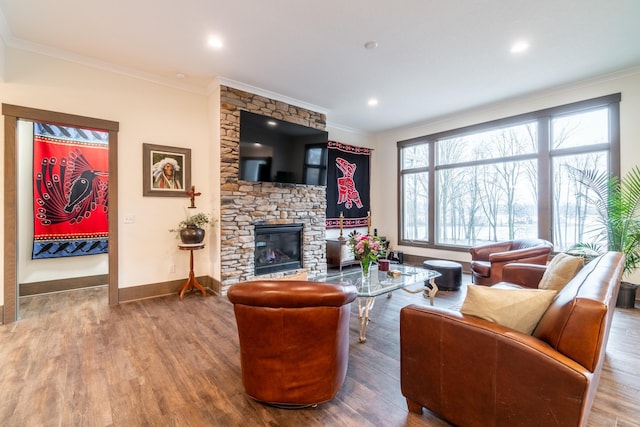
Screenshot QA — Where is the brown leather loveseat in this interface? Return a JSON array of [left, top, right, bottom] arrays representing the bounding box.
[[400, 252, 624, 426], [227, 280, 357, 407]]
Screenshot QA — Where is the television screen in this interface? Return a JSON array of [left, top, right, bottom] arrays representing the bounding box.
[[239, 110, 328, 185]]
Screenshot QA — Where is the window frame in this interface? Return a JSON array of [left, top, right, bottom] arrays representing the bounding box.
[[303, 143, 328, 186], [397, 93, 621, 252]]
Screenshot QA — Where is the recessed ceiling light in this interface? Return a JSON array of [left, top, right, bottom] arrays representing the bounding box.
[[510, 40, 530, 54], [368, 98, 379, 107], [364, 40, 379, 50], [207, 36, 224, 49], [267, 120, 277, 126]]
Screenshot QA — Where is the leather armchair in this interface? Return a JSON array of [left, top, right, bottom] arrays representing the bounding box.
[[227, 280, 357, 407], [470, 238, 553, 285]]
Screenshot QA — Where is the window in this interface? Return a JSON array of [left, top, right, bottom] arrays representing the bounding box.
[[401, 144, 429, 240], [398, 94, 620, 252], [303, 144, 328, 185]]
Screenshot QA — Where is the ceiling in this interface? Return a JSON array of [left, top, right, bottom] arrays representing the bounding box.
[[1, 0, 639, 134]]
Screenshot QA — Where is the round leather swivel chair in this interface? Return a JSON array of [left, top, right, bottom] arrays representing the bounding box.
[[227, 280, 357, 407]]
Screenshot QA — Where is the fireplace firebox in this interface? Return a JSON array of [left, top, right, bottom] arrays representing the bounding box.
[[254, 224, 303, 275]]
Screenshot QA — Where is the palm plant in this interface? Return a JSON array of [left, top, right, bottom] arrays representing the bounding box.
[[567, 165, 640, 278]]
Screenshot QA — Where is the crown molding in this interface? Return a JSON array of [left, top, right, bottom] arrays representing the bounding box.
[[2, 12, 344, 131], [212, 77, 369, 134], [214, 76, 329, 116], [326, 121, 368, 135], [0, 14, 207, 95]]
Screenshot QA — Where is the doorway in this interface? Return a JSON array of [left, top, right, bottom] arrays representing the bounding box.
[[3, 104, 119, 324]]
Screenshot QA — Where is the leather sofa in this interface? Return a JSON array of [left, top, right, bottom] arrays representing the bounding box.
[[470, 238, 554, 285], [400, 252, 624, 427], [227, 280, 357, 407]]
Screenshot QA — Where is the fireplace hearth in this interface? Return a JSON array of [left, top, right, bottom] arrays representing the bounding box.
[[254, 224, 303, 275]]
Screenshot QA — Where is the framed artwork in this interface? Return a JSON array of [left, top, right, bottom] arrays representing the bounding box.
[[142, 143, 191, 197]]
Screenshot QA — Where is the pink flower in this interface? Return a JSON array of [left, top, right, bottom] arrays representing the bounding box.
[[348, 232, 385, 263]]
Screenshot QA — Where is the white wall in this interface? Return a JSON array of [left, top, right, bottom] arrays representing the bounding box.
[[207, 84, 221, 284], [0, 46, 214, 302], [0, 35, 5, 81], [370, 68, 640, 282], [0, 37, 4, 305]]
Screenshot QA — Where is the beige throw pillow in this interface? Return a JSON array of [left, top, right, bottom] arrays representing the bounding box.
[[461, 285, 557, 334], [538, 253, 584, 291]]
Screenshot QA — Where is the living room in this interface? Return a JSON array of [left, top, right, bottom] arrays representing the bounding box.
[[1, 1, 640, 425], [1, 2, 640, 313]]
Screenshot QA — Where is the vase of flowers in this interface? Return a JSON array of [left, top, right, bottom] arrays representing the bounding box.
[[360, 259, 372, 280], [348, 231, 385, 279], [170, 212, 212, 244]]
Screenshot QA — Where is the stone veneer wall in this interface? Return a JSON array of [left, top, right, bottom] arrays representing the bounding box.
[[219, 86, 328, 290]]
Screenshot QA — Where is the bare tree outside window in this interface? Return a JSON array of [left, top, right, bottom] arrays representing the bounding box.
[[433, 122, 538, 246], [401, 144, 429, 241], [398, 95, 619, 251]]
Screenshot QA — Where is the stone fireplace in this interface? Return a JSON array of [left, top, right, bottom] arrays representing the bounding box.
[[219, 86, 327, 291]]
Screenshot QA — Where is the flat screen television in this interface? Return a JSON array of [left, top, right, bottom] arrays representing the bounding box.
[[239, 110, 329, 185]]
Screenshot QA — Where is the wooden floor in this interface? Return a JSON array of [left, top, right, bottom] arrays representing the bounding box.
[[1, 271, 639, 426]]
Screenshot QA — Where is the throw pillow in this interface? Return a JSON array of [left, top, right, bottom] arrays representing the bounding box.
[[538, 253, 584, 291], [461, 285, 557, 334]]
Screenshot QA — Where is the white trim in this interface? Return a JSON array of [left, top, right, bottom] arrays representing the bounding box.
[[326, 121, 367, 135], [214, 76, 329, 116], [0, 18, 207, 95]]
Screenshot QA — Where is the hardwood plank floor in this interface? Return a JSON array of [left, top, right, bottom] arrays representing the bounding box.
[[1, 273, 639, 426]]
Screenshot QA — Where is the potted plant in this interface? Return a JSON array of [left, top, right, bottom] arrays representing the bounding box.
[[568, 165, 640, 307], [170, 212, 212, 244]]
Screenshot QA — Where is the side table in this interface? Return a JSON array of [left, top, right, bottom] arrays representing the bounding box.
[[177, 243, 207, 299], [326, 238, 360, 271]]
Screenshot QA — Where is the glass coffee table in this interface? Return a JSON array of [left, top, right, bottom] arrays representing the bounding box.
[[323, 264, 441, 342]]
